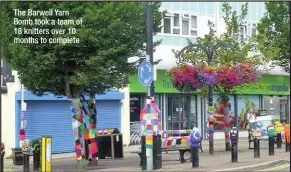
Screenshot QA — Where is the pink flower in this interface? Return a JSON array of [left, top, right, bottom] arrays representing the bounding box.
[[169, 62, 261, 92]]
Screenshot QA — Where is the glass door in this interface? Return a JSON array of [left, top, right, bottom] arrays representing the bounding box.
[[280, 98, 288, 123], [167, 95, 191, 130]]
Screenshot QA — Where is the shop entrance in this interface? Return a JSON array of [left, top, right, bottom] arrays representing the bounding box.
[[167, 95, 191, 130]]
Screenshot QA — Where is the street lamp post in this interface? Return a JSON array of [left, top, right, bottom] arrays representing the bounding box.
[[176, 39, 233, 154], [145, 2, 155, 171], [177, 42, 216, 154], [288, 1, 291, 124], [0, 2, 3, 171], [146, 2, 155, 98]]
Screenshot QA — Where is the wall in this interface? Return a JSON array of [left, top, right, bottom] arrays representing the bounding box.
[[1, 71, 20, 157], [119, 87, 130, 146]]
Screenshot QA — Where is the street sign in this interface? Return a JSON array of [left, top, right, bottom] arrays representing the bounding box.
[[138, 61, 153, 87]]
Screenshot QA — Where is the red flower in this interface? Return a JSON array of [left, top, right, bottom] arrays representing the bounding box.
[[169, 62, 260, 92]]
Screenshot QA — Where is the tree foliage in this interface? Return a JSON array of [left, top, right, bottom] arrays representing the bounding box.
[[172, 3, 265, 97], [256, 2, 290, 73], [1, 2, 162, 97], [174, 3, 262, 68]]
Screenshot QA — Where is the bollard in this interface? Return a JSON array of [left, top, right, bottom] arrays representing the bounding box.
[[268, 137, 275, 156], [31, 138, 41, 171], [254, 137, 260, 158], [41, 137, 52, 172], [22, 140, 31, 172], [230, 127, 239, 163], [153, 135, 162, 170], [23, 154, 30, 172], [277, 133, 282, 148], [285, 124, 290, 152], [33, 151, 41, 171], [267, 126, 276, 156], [286, 142, 290, 152], [190, 127, 201, 168], [0, 143, 5, 171], [140, 136, 146, 170]]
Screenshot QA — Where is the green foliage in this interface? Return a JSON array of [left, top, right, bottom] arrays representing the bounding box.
[[173, 2, 266, 98], [256, 2, 290, 73], [1, 2, 163, 97], [31, 138, 41, 153], [175, 2, 263, 68]]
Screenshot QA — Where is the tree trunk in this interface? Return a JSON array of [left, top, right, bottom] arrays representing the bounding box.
[[87, 96, 98, 164], [222, 100, 231, 151], [70, 98, 88, 170], [80, 95, 98, 165]]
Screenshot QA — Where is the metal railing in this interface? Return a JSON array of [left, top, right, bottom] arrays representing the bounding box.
[[130, 122, 142, 145]]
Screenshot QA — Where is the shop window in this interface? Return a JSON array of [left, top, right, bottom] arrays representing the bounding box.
[[237, 95, 260, 130], [130, 95, 142, 122], [263, 96, 280, 120], [279, 97, 288, 123], [206, 95, 235, 131]]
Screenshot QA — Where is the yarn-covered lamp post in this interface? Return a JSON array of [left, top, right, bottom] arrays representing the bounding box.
[[169, 63, 261, 152]]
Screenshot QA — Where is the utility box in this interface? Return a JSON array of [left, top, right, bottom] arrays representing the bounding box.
[[96, 128, 123, 159]]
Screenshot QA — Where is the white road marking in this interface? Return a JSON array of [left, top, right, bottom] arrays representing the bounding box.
[[257, 164, 290, 171]]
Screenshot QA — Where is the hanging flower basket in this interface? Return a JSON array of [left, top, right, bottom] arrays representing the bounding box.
[[169, 62, 261, 94]]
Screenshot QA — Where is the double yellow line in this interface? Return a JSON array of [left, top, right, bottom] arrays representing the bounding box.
[[257, 163, 290, 171]]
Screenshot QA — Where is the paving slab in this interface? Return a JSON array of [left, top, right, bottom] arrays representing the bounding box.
[[3, 139, 290, 171]]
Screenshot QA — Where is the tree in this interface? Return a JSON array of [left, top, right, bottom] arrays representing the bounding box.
[[256, 2, 290, 73], [1, 1, 162, 167], [169, 3, 264, 151]]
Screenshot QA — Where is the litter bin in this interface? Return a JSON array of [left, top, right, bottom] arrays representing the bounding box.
[[11, 148, 23, 165], [96, 128, 123, 159]]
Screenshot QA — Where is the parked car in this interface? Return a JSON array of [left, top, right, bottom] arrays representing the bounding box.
[[248, 116, 279, 141]]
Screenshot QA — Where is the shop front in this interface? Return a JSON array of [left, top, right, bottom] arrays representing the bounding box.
[[129, 70, 290, 140], [129, 70, 198, 131], [234, 75, 290, 130]]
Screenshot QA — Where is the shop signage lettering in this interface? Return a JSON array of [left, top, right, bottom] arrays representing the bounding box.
[[271, 85, 289, 92], [238, 83, 270, 90], [162, 80, 173, 88]]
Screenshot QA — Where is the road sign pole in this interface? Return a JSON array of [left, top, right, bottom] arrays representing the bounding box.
[[146, 2, 154, 171], [0, 2, 3, 171]]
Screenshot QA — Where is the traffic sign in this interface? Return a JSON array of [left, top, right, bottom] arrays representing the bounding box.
[[138, 61, 153, 87]]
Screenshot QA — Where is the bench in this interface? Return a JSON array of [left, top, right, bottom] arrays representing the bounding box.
[[131, 147, 191, 167], [131, 140, 203, 166], [131, 130, 203, 165]]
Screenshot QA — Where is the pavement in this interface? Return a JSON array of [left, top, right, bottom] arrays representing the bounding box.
[[3, 138, 290, 171], [256, 162, 290, 171]]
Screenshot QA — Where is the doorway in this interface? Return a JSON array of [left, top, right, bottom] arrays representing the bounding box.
[[167, 95, 192, 130]]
